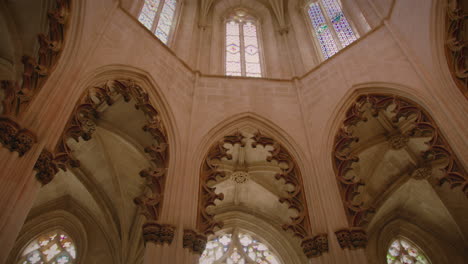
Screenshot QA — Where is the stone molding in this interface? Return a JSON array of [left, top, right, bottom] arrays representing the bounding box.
[[301, 234, 328, 258], [142, 221, 175, 245], [0, 117, 36, 156], [335, 228, 367, 250], [182, 229, 207, 255], [1, 0, 71, 116], [333, 94, 468, 227], [445, 0, 467, 98]]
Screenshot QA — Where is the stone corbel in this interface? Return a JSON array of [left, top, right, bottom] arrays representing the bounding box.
[[0, 117, 37, 156], [142, 221, 176, 245], [335, 228, 367, 250], [301, 234, 328, 258], [183, 229, 207, 255]]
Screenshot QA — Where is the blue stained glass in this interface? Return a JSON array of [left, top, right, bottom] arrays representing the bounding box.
[[155, 0, 177, 44], [138, 0, 161, 30], [308, 2, 338, 59], [322, 0, 357, 47]]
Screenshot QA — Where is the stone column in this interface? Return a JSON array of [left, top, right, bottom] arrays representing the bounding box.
[[0, 146, 42, 264]]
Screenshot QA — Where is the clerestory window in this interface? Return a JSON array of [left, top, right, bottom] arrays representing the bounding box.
[[225, 10, 263, 77], [306, 0, 358, 59], [138, 0, 178, 44]]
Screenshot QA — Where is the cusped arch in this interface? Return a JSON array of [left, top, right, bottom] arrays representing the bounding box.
[[194, 112, 327, 259], [329, 85, 467, 229], [66, 64, 181, 162]]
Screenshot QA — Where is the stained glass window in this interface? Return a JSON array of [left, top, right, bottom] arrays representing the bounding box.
[[225, 10, 263, 77], [307, 0, 358, 59], [387, 238, 431, 264], [138, 0, 178, 44], [199, 231, 281, 264], [18, 230, 77, 264]]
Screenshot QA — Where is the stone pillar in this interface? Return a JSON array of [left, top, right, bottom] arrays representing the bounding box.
[[0, 135, 41, 264]]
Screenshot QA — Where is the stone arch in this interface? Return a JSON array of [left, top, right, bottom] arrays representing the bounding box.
[[6, 198, 93, 264], [60, 65, 181, 167], [193, 112, 327, 259], [0, 0, 85, 117], [430, 0, 467, 99], [32, 67, 179, 251], [328, 85, 468, 253]]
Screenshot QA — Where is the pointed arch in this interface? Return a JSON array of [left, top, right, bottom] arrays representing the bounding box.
[[329, 85, 467, 230], [194, 112, 326, 259]]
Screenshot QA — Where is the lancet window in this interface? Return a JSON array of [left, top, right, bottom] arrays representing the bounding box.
[[225, 10, 263, 77], [306, 0, 358, 59], [200, 230, 281, 264], [138, 0, 178, 44], [18, 230, 76, 264], [387, 238, 430, 264]]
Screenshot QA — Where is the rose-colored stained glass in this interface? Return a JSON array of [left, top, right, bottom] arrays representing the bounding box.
[[155, 0, 177, 44], [322, 0, 357, 47], [19, 230, 77, 264], [199, 232, 281, 264], [226, 21, 242, 76], [387, 238, 430, 264], [308, 2, 339, 59], [243, 22, 262, 77], [138, 0, 160, 30]]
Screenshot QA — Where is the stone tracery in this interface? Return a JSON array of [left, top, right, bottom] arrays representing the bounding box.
[[197, 129, 321, 258], [333, 94, 468, 228]]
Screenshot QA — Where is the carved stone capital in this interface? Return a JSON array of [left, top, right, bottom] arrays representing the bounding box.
[[183, 229, 207, 255], [301, 234, 328, 258], [142, 222, 175, 245], [0, 117, 36, 156], [34, 149, 59, 185], [335, 228, 367, 250]]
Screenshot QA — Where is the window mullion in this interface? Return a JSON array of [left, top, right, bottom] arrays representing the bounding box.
[[319, 0, 343, 49], [151, 0, 165, 33], [239, 22, 246, 76]]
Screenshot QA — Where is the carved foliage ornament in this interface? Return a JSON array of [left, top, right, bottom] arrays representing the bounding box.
[[197, 131, 243, 235], [335, 228, 367, 249], [142, 222, 175, 245], [197, 131, 316, 258], [0, 117, 37, 156], [333, 94, 468, 227], [301, 234, 328, 258], [1, 0, 71, 116], [445, 0, 467, 98], [183, 229, 207, 255], [37, 79, 169, 226], [251, 132, 312, 240]]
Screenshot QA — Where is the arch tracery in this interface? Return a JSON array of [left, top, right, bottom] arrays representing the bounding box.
[[332, 93, 467, 227], [197, 128, 324, 259], [33, 78, 173, 245]]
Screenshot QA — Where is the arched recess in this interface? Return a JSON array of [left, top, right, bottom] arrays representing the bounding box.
[[0, 0, 84, 118], [192, 113, 327, 260], [32, 73, 176, 260], [6, 199, 90, 264], [330, 90, 468, 257]]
